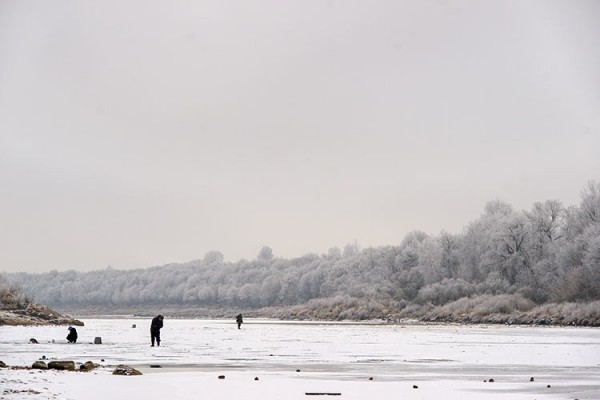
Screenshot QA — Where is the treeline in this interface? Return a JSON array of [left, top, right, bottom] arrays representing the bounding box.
[[5, 181, 600, 324], [0, 274, 30, 306]]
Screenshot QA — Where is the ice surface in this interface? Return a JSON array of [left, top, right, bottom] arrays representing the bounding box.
[[1, 319, 599, 399]]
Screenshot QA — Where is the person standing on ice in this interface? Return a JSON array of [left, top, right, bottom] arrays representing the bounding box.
[[150, 315, 164, 346], [236, 313, 243, 329]]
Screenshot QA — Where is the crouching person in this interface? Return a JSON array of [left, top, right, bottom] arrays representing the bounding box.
[[67, 327, 78, 343]]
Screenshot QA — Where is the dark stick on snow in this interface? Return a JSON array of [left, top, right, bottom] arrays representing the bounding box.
[[305, 393, 341, 396]]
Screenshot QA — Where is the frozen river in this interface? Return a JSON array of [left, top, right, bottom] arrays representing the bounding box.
[[1, 319, 599, 399]]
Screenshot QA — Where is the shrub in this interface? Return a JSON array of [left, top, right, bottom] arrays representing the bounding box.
[[416, 279, 476, 305]]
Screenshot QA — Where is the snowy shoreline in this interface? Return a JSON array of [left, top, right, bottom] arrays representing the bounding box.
[[55, 299, 600, 327]]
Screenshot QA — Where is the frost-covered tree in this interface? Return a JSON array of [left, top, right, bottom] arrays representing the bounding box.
[[203, 251, 224, 264], [258, 246, 273, 261]]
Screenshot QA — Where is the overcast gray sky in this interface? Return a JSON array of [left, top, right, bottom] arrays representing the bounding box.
[[1, 0, 599, 273]]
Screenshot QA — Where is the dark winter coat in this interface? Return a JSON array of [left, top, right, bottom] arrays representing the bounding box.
[[151, 315, 163, 333], [66, 327, 78, 343]]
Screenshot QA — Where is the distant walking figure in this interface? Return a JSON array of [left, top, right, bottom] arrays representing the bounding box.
[[236, 314, 243, 329], [150, 315, 164, 347], [66, 327, 78, 343]]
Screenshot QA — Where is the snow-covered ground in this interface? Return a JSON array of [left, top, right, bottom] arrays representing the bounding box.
[[1, 319, 599, 399]]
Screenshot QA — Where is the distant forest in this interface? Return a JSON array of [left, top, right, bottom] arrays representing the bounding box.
[[6, 181, 600, 325]]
